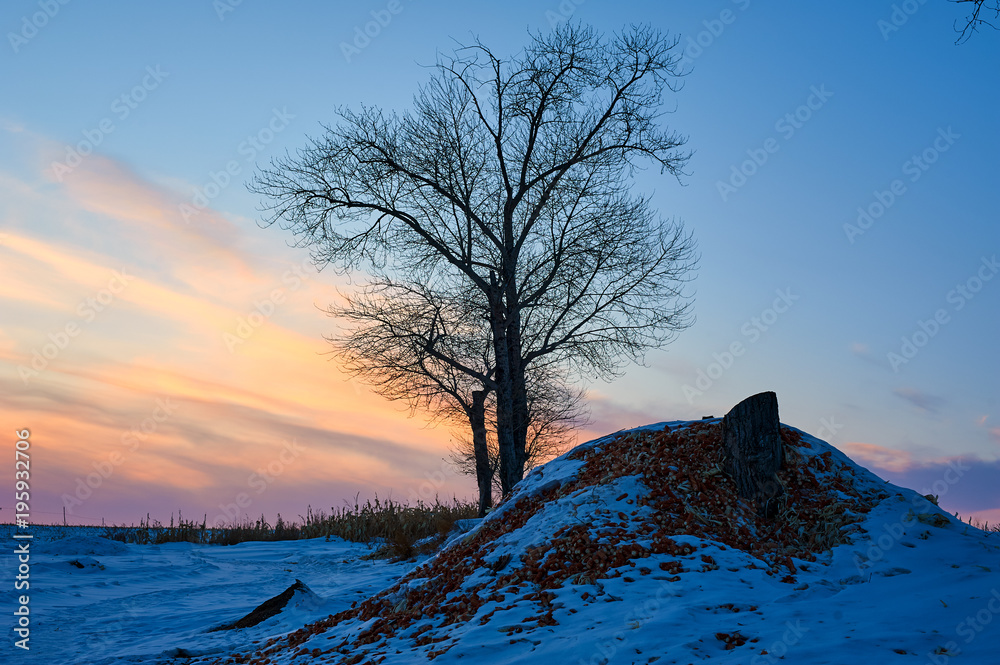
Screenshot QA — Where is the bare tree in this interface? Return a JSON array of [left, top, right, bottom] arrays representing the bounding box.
[[253, 23, 697, 497], [332, 278, 583, 515], [449, 368, 586, 503], [331, 278, 496, 515], [952, 0, 999, 42]]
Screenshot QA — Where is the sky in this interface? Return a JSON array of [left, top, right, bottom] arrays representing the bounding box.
[[0, 1, 997, 527]]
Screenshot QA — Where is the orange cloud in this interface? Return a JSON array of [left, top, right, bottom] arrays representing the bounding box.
[[0, 249, 76, 313], [0, 228, 431, 445], [0, 329, 17, 356], [839, 441, 916, 473], [0, 142, 473, 524]]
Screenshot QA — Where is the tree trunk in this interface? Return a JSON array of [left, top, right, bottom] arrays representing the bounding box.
[[507, 308, 529, 485], [490, 274, 518, 499], [721, 391, 785, 518], [470, 389, 493, 517]]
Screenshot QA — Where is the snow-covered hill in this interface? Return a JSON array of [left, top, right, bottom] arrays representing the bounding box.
[[6, 419, 999, 665], [194, 420, 1000, 664]]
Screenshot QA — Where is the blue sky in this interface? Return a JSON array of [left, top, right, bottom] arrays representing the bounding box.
[[1, 1, 997, 526]]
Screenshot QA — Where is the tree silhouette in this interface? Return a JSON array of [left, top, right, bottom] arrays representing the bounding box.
[[253, 23, 696, 496], [331, 278, 582, 514]]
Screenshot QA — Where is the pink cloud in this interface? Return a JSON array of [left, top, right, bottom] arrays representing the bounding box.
[[838, 445, 1000, 521], [51, 154, 240, 243], [839, 441, 917, 473], [961, 508, 1000, 529]]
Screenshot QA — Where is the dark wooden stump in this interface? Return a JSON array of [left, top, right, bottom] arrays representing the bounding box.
[[721, 391, 785, 517]]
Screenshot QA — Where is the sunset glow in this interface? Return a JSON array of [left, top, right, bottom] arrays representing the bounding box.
[[2, 1, 996, 528]]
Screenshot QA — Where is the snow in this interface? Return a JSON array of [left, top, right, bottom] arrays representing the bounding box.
[[1, 532, 414, 664], [34, 535, 130, 557], [5, 421, 1000, 664]]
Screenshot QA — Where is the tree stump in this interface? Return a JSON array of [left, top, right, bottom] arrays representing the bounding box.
[[721, 391, 785, 518]]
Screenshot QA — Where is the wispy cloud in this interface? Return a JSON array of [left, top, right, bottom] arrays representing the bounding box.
[[840, 441, 915, 473], [849, 341, 886, 368], [892, 387, 946, 414], [840, 440, 1000, 518], [0, 140, 469, 524], [53, 153, 245, 252], [582, 393, 691, 443]]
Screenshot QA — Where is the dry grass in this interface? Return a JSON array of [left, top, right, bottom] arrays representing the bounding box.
[[100, 511, 298, 547], [301, 495, 478, 560], [958, 515, 1000, 533], [99, 496, 477, 558]]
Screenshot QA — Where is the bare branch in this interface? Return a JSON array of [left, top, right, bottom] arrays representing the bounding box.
[[253, 22, 697, 498], [952, 0, 999, 42]]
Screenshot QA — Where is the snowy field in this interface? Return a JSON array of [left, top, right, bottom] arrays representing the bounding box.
[[1, 527, 412, 664], [4, 421, 1000, 664]]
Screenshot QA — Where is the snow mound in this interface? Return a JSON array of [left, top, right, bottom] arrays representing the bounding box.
[[35, 534, 129, 556], [199, 420, 1000, 664], [211, 579, 325, 632]]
